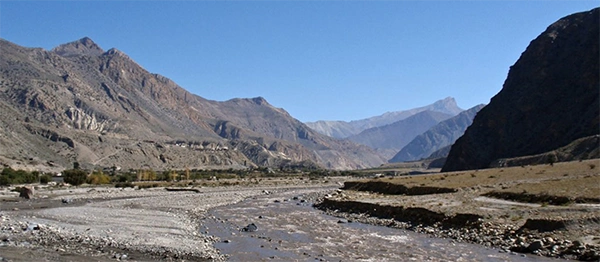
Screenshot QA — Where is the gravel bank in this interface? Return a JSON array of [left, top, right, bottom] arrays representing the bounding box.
[[314, 189, 600, 261], [0, 179, 343, 261]]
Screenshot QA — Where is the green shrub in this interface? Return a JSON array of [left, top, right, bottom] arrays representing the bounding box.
[[63, 169, 88, 186], [0, 175, 10, 186], [0, 167, 37, 185], [40, 174, 52, 184]]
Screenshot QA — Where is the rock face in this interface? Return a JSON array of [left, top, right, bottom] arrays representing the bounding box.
[[489, 135, 600, 168], [305, 97, 463, 139], [442, 8, 600, 172], [390, 104, 484, 163], [347, 110, 453, 158], [0, 37, 386, 171]]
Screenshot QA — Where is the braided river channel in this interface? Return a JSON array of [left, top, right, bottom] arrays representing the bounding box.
[[201, 188, 558, 262]]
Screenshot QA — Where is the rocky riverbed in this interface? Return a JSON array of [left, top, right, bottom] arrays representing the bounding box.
[[314, 161, 600, 261], [0, 178, 345, 261]]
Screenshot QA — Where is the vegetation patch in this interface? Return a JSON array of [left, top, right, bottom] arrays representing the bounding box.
[[482, 191, 600, 205], [314, 198, 482, 228], [343, 180, 457, 195], [482, 191, 571, 205]]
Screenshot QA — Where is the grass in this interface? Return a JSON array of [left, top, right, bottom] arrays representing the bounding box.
[[351, 159, 600, 200]]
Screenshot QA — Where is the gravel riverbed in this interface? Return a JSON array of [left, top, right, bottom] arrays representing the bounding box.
[[0, 179, 343, 261]]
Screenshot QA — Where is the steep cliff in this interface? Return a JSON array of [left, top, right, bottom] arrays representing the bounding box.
[[442, 8, 600, 172]]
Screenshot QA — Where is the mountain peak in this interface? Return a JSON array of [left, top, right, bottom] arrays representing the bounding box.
[[431, 97, 463, 115], [52, 37, 104, 57], [252, 96, 268, 105]]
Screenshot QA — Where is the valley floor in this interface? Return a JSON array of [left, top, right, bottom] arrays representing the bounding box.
[[0, 160, 598, 261]]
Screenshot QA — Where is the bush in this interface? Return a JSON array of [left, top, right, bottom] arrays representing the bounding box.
[[63, 169, 88, 186], [0, 167, 37, 185], [87, 171, 111, 185], [0, 175, 10, 186], [40, 174, 52, 184]]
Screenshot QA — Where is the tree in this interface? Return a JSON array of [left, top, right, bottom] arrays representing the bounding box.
[[87, 170, 111, 184], [63, 169, 87, 186]]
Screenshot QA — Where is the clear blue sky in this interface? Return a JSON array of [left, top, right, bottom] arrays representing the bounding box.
[[0, 1, 597, 122]]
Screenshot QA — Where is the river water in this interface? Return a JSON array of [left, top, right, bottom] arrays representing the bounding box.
[[201, 188, 557, 262]]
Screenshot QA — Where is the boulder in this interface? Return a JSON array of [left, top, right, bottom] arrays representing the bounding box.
[[19, 186, 34, 199], [527, 240, 544, 252], [241, 223, 258, 232]]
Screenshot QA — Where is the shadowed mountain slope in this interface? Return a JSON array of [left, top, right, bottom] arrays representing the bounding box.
[[442, 8, 600, 172]]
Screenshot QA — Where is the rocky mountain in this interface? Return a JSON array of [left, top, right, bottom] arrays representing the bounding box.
[[489, 135, 600, 168], [389, 104, 485, 163], [347, 110, 454, 158], [442, 8, 599, 172], [0, 37, 386, 172], [305, 97, 463, 139]]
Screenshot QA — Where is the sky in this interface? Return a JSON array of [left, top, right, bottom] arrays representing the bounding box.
[[0, 1, 598, 122]]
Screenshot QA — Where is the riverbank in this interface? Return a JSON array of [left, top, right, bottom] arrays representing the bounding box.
[[314, 160, 600, 261]]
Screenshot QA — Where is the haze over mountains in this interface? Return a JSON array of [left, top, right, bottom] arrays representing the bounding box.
[[389, 104, 485, 163], [305, 97, 463, 139]]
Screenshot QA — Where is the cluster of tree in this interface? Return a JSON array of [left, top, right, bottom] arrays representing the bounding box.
[[0, 162, 363, 187], [0, 168, 42, 186]]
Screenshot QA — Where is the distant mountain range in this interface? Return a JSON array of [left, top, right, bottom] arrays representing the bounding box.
[[305, 97, 463, 139], [389, 104, 485, 163], [345, 110, 455, 158], [0, 37, 386, 172]]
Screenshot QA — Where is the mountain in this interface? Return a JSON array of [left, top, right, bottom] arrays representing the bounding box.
[[0, 37, 386, 172], [389, 104, 485, 163], [489, 135, 600, 168], [305, 97, 463, 139], [347, 110, 453, 158], [442, 8, 600, 172]]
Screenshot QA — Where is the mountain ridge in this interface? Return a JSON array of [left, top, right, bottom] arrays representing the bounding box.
[[442, 8, 600, 172], [347, 110, 454, 158], [305, 97, 463, 139], [390, 104, 485, 163], [0, 37, 386, 171]]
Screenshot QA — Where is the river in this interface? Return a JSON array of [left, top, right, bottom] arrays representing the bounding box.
[[201, 187, 558, 262]]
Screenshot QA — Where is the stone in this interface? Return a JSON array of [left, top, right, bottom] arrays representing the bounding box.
[[241, 223, 258, 232], [19, 186, 34, 199], [527, 240, 544, 252]]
